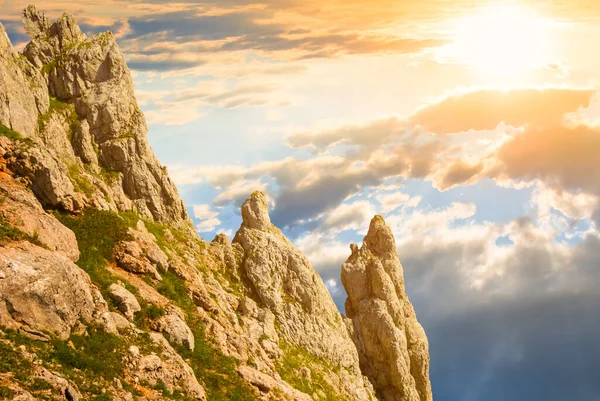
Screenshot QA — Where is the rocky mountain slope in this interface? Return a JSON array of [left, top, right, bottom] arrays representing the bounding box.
[[0, 6, 432, 401]]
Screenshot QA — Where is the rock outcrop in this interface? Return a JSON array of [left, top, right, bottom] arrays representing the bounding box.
[[2, 5, 191, 226], [115, 220, 169, 280], [233, 191, 377, 401], [342, 216, 432, 401], [0, 139, 80, 261], [0, 22, 48, 138], [153, 308, 195, 351], [128, 333, 206, 400], [0, 242, 97, 339]]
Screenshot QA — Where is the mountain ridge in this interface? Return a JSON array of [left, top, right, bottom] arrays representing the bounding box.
[[0, 6, 431, 401]]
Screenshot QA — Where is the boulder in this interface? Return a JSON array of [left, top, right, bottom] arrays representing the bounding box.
[[154, 310, 195, 351], [108, 283, 141, 321], [0, 243, 96, 339], [0, 158, 80, 261], [114, 221, 169, 280]]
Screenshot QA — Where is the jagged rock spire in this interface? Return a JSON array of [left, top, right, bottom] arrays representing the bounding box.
[[365, 215, 397, 259], [22, 5, 51, 39], [233, 191, 378, 400], [240, 190, 272, 231], [342, 215, 432, 401]]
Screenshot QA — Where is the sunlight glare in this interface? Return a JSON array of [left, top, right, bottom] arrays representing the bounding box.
[[445, 4, 557, 77]]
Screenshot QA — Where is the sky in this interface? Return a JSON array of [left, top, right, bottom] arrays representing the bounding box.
[[2, 1, 600, 400]]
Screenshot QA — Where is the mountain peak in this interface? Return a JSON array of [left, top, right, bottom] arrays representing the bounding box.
[[22, 5, 51, 39], [241, 190, 272, 231], [342, 214, 432, 401], [364, 214, 397, 258], [0, 6, 192, 226]]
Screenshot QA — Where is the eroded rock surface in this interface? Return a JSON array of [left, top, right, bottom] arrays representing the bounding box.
[[342, 216, 432, 401], [128, 333, 206, 400], [1, 6, 191, 226], [108, 283, 141, 322], [0, 242, 97, 339], [233, 191, 376, 401]]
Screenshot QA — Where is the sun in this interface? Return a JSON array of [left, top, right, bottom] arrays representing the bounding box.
[[444, 4, 557, 78]]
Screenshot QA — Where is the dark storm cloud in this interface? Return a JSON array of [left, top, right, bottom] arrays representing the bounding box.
[[398, 222, 600, 401], [427, 293, 600, 401]]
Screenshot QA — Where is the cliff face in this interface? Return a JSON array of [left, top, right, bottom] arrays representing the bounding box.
[[2, 5, 189, 225], [0, 6, 432, 401]]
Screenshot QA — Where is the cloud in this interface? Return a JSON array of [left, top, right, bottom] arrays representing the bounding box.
[[410, 89, 595, 134], [376, 191, 422, 214], [532, 182, 598, 223], [319, 200, 377, 233], [128, 59, 202, 72], [437, 161, 485, 190], [295, 232, 351, 276], [144, 99, 206, 125], [174, 81, 288, 108], [388, 201, 600, 401], [195, 217, 221, 233], [497, 124, 600, 195], [213, 179, 269, 207], [192, 204, 221, 233], [1, 1, 447, 73], [170, 87, 600, 230], [288, 117, 405, 151], [193, 204, 219, 219]]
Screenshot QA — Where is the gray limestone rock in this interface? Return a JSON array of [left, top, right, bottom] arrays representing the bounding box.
[[114, 221, 169, 280], [19, 7, 191, 226], [0, 23, 47, 138], [71, 119, 98, 165], [0, 154, 79, 261], [155, 309, 195, 351]]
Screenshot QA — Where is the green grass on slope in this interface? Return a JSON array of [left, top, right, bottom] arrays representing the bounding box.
[[54, 208, 138, 292], [0, 219, 41, 247], [0, 122, 24, 141], [154, 270, 259, 401], [56, 209, 259, 400], [0, 325, 153, 400], [50, 324, 127, 380], [276, 340, 347, 401]]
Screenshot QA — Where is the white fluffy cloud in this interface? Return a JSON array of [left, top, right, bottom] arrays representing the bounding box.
[[193, 204, 221, 233], [376, 191, 422, 214]]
